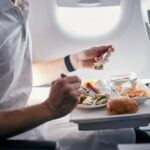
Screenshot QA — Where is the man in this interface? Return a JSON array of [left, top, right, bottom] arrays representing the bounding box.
[[0, 0, 148, 150]]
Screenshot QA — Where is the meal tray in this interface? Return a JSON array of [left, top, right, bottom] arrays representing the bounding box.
[[70, 100, 150, 131]]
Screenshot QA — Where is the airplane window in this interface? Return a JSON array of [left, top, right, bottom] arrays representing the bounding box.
[[141, 0, 150, 40], [56, 5, 121, 37]]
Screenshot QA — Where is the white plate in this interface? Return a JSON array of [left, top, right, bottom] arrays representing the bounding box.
[[127, 80, 150, 105], [77, 103, 107, 110], [133, 96, 150, 105], [111, 78, 150, 105], [77, 89, 116, 110], [78, 81, 118, 110]]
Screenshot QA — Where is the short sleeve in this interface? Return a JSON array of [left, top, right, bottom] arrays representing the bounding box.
[[0, 0, 14, 12]]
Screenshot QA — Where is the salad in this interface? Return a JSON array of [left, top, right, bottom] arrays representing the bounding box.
[[79, 93, 110, 106], [79, 81, 110, 107]]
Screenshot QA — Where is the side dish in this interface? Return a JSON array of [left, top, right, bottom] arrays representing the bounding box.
[[127, 87, 148, 98], [113, 83, 148, 99]]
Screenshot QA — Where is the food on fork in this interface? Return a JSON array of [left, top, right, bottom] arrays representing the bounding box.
[[107, 97, 139, 115], [93, 62, 104, 70], [93, 50, 111, 70]]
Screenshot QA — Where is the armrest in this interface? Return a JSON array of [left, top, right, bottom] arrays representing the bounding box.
[[0, 140, 59, 150]]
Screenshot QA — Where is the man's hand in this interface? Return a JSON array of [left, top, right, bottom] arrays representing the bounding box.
[[45, 76, 81, 118], [70, 45, 114, 69]]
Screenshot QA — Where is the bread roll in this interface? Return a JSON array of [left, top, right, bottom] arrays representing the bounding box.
[[107, 97, 139, 115]]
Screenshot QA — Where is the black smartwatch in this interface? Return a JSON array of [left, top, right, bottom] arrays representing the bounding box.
[[64, 55, 75, 72]]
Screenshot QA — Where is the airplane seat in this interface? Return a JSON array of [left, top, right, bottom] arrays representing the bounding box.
[[0, 140, 60, 150]]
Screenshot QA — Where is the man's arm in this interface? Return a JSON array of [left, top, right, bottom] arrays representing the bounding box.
[[32, 45, 114, 86], [0, 76, 81, 139], [0, 102, 54, 139], [32, 57, 69, 86]]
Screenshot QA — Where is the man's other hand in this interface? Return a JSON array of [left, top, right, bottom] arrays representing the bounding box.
[[70, 45, 114, 69]]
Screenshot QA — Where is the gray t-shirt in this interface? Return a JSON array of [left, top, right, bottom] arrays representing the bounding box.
[[0, 0, 32, 110]]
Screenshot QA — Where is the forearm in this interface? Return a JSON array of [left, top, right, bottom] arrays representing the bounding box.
[[32, 56, 78, 86], [0, 102, 55, 139]]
